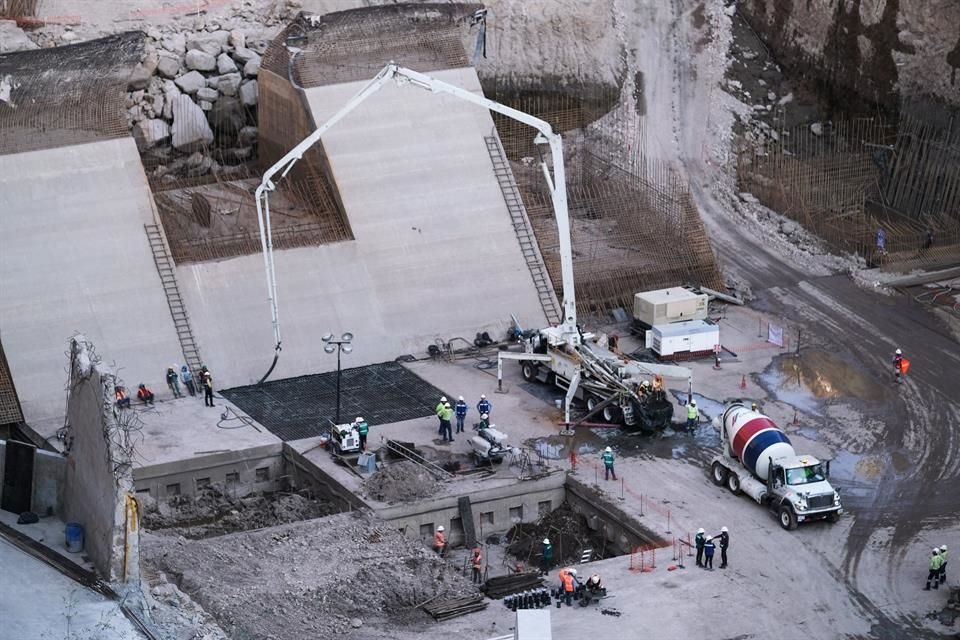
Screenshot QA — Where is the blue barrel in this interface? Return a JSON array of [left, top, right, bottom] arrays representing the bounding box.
[[65, 522, 84, 553]]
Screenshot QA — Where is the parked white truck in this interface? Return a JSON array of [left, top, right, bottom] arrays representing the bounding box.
[[711, 402, 842, 530]]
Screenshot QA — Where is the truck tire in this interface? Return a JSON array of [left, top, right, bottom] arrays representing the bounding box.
[[726, 473, 741, 495], [602, 405, 619, 422], [586, 395, 599, 412], [711, 462, 728, 486], [827, 511, 840, 523], [521, 362, 538, 382], [778, 504, 798, 531]]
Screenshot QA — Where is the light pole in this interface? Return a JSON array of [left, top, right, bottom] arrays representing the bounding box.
[[322, 332, 353, 425]]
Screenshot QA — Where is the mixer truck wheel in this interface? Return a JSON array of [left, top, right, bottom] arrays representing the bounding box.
[[778, 505, 798, 530], [726, 473, 741, 495], [711, 462, 728, 486], [586, 395, 598, 412], [826, 511, 840, 523], [521, 362, 538, 382], [602, 405, 619, 422]]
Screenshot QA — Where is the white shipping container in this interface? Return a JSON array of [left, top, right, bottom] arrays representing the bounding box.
[[633, 287, 708, 329], [650, 320, 719, 357]]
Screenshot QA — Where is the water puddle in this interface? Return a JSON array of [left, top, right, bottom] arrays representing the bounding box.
[[758, 351, 883, 417]]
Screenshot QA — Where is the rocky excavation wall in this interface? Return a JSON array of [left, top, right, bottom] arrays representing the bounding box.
[[740, 0, 960, 115]]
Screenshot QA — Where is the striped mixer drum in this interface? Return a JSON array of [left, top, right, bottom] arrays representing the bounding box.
[[722, 403, 795, 481]]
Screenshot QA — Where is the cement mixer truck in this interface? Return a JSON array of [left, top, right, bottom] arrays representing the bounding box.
[[711, 402, 842, 530]]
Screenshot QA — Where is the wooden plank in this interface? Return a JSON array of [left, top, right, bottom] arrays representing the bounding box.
[[458, 495, 477, 549]]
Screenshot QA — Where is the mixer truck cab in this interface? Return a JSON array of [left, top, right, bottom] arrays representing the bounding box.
[[711, 403, 842, 530]]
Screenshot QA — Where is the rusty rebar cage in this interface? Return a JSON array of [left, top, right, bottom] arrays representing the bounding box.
[[0, 32, 142, 156]]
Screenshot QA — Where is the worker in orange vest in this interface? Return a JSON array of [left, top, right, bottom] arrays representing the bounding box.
[[114, 385, 131, 409], [434, 525, 446, 557], [471, 545, 483, 584], [559, 567, 578, 606]]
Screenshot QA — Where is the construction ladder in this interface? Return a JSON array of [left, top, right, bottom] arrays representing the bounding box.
[[484, 135, 562, 325], [144, 224, 204, 377]]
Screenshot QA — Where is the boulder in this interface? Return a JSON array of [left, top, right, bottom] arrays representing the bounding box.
[[232, 47, 258, 64], [208, 97, 245, 137], [239, 80, 258, 107], [128, 47, 159, 91], [229, 29, 246, 49], [238, 125, 259, 147], [216, 72, 242, 97], [157, 56, 180, 79], [243, 58, 260, 78], [174, 71, 207, 95], [216, 52, 238, 74], [171, 94, 214, 151], [199, 100, 214, 111], [185, 49, 217, 72], [196, 87, 219, 102], [161, 32, 186, 54], [133, 118, 172, 149], [187, 31, 229, 55]]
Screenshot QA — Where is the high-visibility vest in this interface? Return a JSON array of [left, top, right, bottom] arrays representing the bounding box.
[[601, 452, 614, 466], [357, 421, 368, 436], [472, 550, 482, 569], [115, 389, 126, 401], [687, 404, 699, 420], [561, 571, 575, 592], [434, 531, 446, 548], [931, 554, 943, 571]]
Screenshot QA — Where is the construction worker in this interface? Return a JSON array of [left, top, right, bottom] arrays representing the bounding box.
[[440, 402, 454, 442], [136, 383, 155, 406], [893, 349, 903, 382], [652, 374, 663, 393], [478, 413, 490, 430], [435, 396, 448, 435], [601, 447, 616, 480], [114, 385, 131, 409], [455, 396, 468, 433], [202, 370, 215, 407], [471, 545, 483, 584], [718, 526, 730, 569], [180, 365, 196, 397], [585, 574, 603, 594], [751, 402, 759, 412], [434, 525, 447, 557], [559, 567, 578, 606], [686, 399, 699, 431], [940, 544, 948, 584], [638, 380, 651, 397], [695, 528, 706, 567], [540, 538, 553, 575], [926, 548, 943, 590], [477, 394, 491, 419], [166, 366, 182, 398], [703, 537, 716, 570], [355, 417, 369, 451]]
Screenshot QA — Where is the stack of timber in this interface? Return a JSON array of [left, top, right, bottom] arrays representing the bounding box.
[[482, 571, 544, 599], [423, 594, 487, 621]]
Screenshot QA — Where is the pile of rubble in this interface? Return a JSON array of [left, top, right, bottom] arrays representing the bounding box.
[[505, 502, 609, 566], [142, 486, 337, 538], [143, 511, 477, 639], [364, 461, 442, 504]]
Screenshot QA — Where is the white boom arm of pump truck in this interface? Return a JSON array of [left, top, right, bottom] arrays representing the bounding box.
[[254, 62, 581, 382]]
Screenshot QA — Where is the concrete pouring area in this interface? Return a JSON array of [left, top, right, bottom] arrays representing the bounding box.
[[1, 1, 960, 639]]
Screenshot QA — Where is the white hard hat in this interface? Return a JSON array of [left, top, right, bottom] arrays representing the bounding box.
[[569, 568, 577, 576], [895, 348, 902, 355], [690, 400, 696, 405], [941, 544, 948, 551], [543, 538, 550, 545], [697, 528, 704, 534], [933, 548, 940, 554], [481, 394, 486, 399], [481, 413, 489, 419], [721, 526, 728, 533], [355, 417, 363, 422], [459, 396, 464, 401], [437, 526, 444, 532], [605, 446, 612, 453], [440, 396, 447, 402], [444, 402, 451, 408]]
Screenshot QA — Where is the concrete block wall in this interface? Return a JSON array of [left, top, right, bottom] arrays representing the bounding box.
[[134, 444, 284, 499], [0, 441, 66, 517], [62, 336, 136, 582]]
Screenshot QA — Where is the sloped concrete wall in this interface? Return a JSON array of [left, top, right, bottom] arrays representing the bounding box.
[[0, 138, 184, 438], [178, 67, 547, 388]]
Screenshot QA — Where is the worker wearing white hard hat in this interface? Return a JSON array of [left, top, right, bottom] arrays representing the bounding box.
[[477, 394, 492, 419], [940, 544, 949, 583], [719, 526, 730, 569], [892, 349, 905, 383], [559, 566, 579, 605], [479, 412, 490, 430], [695, 528, 706, 567], [355, 417, 369, 451], [434, 526, 447, 557], [454, 395, 468, 434], [435, 397, 448, 436], [540, 538, 554, 575], [926, 548, 943, 590], [601, 447, 616, 481], [686, 399, 699, 431]]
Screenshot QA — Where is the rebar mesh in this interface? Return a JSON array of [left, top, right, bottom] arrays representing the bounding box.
[[0, 0, 38, 18], [0, 32, 142, 156]]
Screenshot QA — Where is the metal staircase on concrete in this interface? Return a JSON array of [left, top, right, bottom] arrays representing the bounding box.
[[484, 135, 562, 325], [144, 224, 203, 377]]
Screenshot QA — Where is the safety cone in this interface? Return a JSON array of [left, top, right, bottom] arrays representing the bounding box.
[[740, 375, 747, 390]]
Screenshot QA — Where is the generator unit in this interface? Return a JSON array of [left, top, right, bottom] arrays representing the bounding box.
[[633, 287, 708, 330]]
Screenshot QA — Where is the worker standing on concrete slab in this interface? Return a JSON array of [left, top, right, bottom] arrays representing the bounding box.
[[166, 366, 183, 398], [355, 417, 369, 451], [926, 548, 943, 590], [136, 383, 155, 406], [477, 394, 491, 418], [718, 527, 730, 569], [601, 447, 616, 480], [703, 537, 716, 570], [940, 545, 948, 584], [540, 538, 553, 575], [202, 370, 215, 407], [434, 525, 446, 557], [686, 399, 699, 431], [180, 365, 196, 397], [440, 402, 454, 442], [559, 568, 578, 606], [455, 396, 468, 433], [436, 396, 448, 435], [892, 348, 908, 384], [695, 528, 706, 567], [471, 545, 483, 584], [115, 385, 131, 409]]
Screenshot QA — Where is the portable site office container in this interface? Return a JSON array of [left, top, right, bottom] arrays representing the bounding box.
[[645, 319, 719, 357], [633, 287, 708, 330]]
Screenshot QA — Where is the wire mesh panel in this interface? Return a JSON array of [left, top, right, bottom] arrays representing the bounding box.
[[0, 340, 23, 425]]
